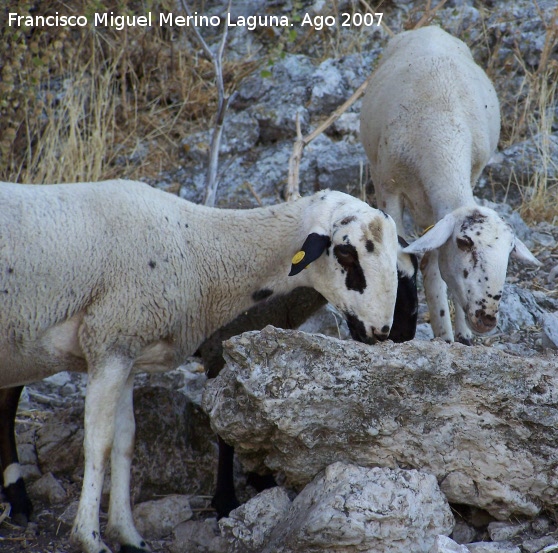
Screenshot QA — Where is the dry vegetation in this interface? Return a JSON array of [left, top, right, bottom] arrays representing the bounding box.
[[0, 0, 556, 222]]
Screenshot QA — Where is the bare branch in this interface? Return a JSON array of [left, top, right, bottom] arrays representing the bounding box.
[[285, 74, 374, 202], [181, 0, 233, 207]]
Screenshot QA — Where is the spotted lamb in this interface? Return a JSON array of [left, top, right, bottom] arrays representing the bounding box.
[[360, 25, 540, 344]]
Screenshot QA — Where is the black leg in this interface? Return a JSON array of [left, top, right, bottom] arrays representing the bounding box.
[[0, 386, 33, 526]]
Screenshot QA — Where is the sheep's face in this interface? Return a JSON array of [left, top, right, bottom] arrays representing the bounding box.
[[438, 209, 514, 334], [291, 200, 400, 344], [404, 205, 540, 336]]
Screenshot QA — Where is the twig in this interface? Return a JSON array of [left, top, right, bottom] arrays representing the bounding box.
[[285, 74, 374, 202], [181, 0, 233, 207], [411, 0, 449, 29], [0, 502, 10, 525], [358, 0, 394, 37]]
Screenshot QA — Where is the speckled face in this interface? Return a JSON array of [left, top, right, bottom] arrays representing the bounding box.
[[438, 209, 515, 334]]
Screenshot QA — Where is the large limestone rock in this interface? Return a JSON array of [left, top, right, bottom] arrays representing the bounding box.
[[203, 327, 558, 519], [221, 462, 454, 553]]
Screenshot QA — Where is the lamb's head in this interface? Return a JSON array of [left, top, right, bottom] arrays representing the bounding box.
[[403, 205, 540, 335], [289, 192, 400, 344]]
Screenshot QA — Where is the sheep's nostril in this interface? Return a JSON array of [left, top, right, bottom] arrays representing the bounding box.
[[373, 327, 390, 341]]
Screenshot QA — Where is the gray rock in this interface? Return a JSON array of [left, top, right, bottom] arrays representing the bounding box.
[[521, 536, 558, 553], [498, 284, 545, 332], [451, 520, 477, 545], [133, 495, 193, 539], [203, 327, 558, 519], [28, 472, 67, 504], [541, 312, 558, 350], [261, 462, 454, 553], [465, 542, 521, 553], [487, 521, 528, 542], [170, 519, 228, 553], [430, 535, 470, 553], [219, 487, 292, 552]]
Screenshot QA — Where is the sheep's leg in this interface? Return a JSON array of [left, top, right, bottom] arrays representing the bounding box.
[[211, 436, 240, 518], [0, 386, 33, 526], [454, 303, 473, 345], [71, 356, 134, 553], [421, 250, 454, 341], [106, 373, 150, 552]]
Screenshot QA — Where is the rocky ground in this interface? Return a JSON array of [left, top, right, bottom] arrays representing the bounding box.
[[1, 0, 558, 552]]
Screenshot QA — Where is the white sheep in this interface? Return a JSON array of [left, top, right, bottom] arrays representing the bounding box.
[[0, 179, 401, 553], [360, 25, 540, 344]]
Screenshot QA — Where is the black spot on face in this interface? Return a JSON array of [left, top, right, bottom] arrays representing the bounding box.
[[252, 288, 273, 302], [7, 267, 13, 274], [366, 240, 374, 253], [457, 236, 474, 251], [493, 293, 501, 301], [463, 269, 469, 278], [344, 312, 374, 344], [440, 309, 445, 317], [148, 260, 157, 269], [334, 244, 366, 293]]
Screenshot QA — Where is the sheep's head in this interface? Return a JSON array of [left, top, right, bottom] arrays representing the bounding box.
[[289, 192, 402, 344], [403, 205, 541, 335]]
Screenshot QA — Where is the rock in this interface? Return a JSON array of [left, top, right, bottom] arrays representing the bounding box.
[[521, 535, 558, 553], [131, 386, 216, 503], [170, 519, 228, 553], [219, 487, 292, 552], [451, 521, 477, 545], [133, 495, 193, 539], [498, 284, 544, 332], [241, 462, 454, 553], [487, 521, 528, 541], [541, 312, 558, 350], [28, 472, 67, 504], [429, 535, 469, 553], [35, 405, 84, 478], [465, 542, 521, 553], [204, 327, 558, 519]]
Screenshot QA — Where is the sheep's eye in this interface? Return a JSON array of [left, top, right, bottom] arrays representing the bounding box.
[[334, 244, 357, 267], [456, 236, 474, 251]]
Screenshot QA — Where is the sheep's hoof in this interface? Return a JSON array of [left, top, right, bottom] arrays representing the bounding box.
[[457, 335, 473, 346]]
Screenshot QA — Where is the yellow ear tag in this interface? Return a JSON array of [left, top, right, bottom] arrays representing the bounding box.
[[421, 224, 434, 236], [292, 250, 305, 264]]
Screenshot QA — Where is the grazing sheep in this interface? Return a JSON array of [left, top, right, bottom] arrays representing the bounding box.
[[0, 179, 402, 553], [0, 245, 418, 524], [360, 25, 540, 344]]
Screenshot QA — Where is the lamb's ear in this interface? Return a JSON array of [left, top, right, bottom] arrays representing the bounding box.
[[289, 233, 331, 276], [511, 237, 541, 267], [402, 213, 456, 255]]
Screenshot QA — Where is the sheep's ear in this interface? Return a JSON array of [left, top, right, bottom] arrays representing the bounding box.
[[289, 233, 331, 276], [511, 237, 541, 267], [402, 213, 456, 255]]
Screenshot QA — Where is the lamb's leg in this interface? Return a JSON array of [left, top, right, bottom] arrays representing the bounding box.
[[106, 373, 150, 553], [421, 250, 454, 342], [71, 356, 136, 553], [211, 436, 240, 518], [0, 386, 33, 526], [454, 303, 474, 345]]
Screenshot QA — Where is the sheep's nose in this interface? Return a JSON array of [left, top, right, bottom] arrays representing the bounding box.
[[473, 309, 498, 333], [373, 325, 391, 341]]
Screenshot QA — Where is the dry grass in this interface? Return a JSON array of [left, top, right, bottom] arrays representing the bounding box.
[[0, 0, 253, 184], [1, 0, 556, 224]]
